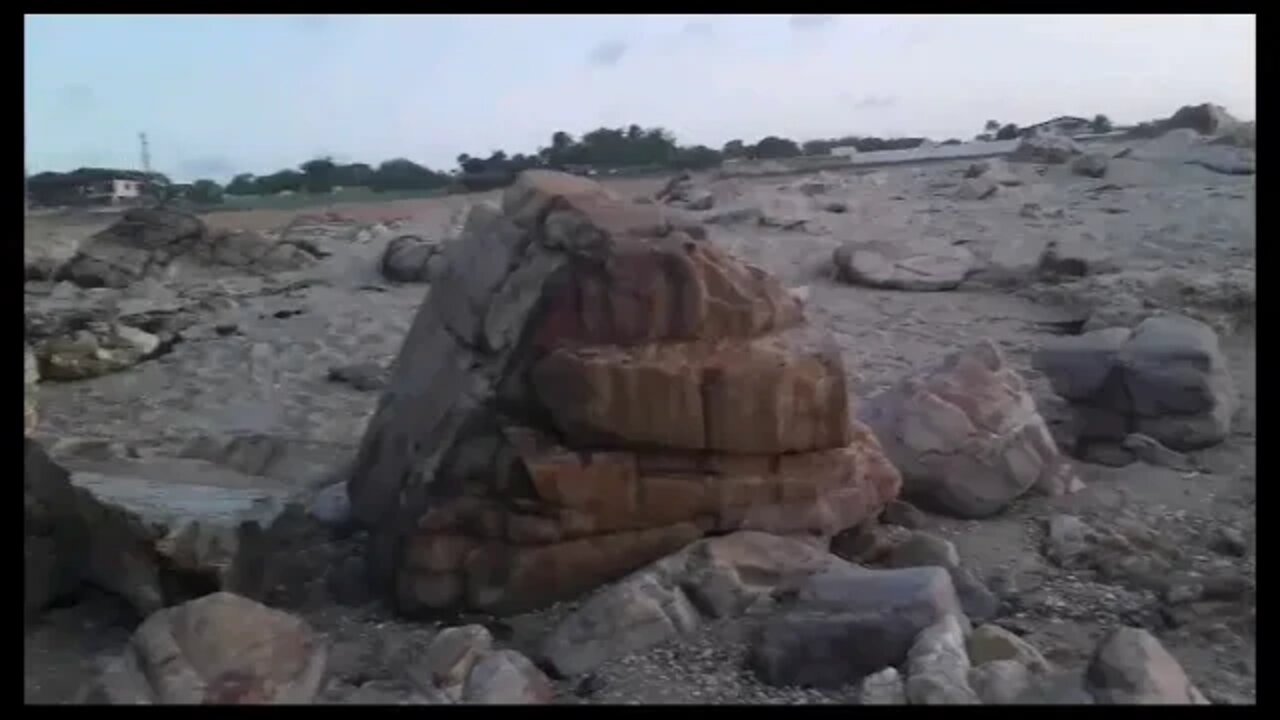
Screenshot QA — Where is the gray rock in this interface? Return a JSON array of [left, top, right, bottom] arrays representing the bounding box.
[[1086, 627, 1208, 704], [1072, 153, 1110, 178], [750, 565, 963, 688], [380, 235, 442, 284], [307, 481, 352, 528], [831, 522, 912, 565], [1034, 328, 1133, 403], [1015, 671, 1097, 704], [880, 499, 927, 529], [36, 322, 161, 381], [967, 624, 1051, 672], [1044, 514, 1094, 568], [408, 625, 493, 700], [969, 659, 1033, 704], [542, 533, 834, 677], [833, 237, 975, 291], [25, 345, 39, 436], [954, 176, 998, 200], [461, 650, 554, 704], [1011, 133, 1084, 164], [1121, 433, 1195, 471], [905, 615, 979, 704], [857, 667, 906, 704], [885, 531, 960, 569], [860, 341, 1081, 519], [951, 567, 1000, 624], [1121, 315, 1233, 418]]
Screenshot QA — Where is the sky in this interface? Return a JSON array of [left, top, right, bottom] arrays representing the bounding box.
[[25, 14, 1257, 183]]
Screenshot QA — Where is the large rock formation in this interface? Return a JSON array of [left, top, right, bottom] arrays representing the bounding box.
[[347, 171, 902, 616]]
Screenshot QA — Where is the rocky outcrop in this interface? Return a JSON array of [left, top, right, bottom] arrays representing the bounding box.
[[1072, 153, 1110, 179], [1034, 315, 1236, 454], [860, 341, 1081, 518], [87, 592, 327, 704], [25, 345, 39, 435], [380, 235, 447, 283], [1010, 134, 1083, 165], [347, 171, 902, 616], [1163, 103, 1240, 137], [57, 208, 319, 288], [34, 320, 161, 381]]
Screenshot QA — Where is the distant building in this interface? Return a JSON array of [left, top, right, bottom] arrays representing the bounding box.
[[26, 168, 152, 208], [1021, 116, 1092, 138]]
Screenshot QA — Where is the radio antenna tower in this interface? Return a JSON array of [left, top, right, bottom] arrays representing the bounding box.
[[139, 132, 152, 174]]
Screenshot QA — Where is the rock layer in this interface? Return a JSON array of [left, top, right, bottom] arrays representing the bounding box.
[[348, 171, 901, 615]]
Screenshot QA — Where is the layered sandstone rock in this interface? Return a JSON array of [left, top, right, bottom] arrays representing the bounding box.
[[348, 170, 901, 616]]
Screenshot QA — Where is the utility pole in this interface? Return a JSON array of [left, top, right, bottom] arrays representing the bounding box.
[[139, 132, 152, 174]]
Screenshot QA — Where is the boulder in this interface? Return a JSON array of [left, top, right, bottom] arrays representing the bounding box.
[[380, 235, 445, 284], [954, 176, 998, 200], [967, 624, 1051, 672], [408, 625, 494, 701], [35, 321, 161, 381], [541, 532, 842, 677], [749, 564, 963, 688], [904, 615, 979, 704], [884, 531, 959, 570], [858, 667, 906, 704], [1034, 315, 1236, 451], [25, 439, 163, 620], [1072, 153, 1110, 179], [347, 171, 901, 616], [969, 659, 1033, 704], [88, 592, 326, 704], [833, 237, 975, 291], [461, 650, 555, 704], [1086, 627, 1208, 704], [860, 341, 1081, 518], [1010, 134, 1083, 164]]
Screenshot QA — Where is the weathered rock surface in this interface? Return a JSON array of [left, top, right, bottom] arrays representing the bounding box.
[[380, 234, 446, 284], [904, 615, 979, 704], [88, 592, 326, 704], [1163, 103, 1240, 137], [860, 341, 1080, 518], [1086, 627, 1208, 704], [750, 563, 963, 688], [857, 667, 906, 704], [25, 439, 163, 619], [35, 321, 161, 381], [969, 659, 1033, 704], [462, 649, 555, 704], [1011, 133, 1083, 164], [58, 208, 318, 288], [1072, 153, 1110, 179], [954, 176, 998, 200], [408, 624, 494, 701], [25, 345, 39, 435], [347, 171, 900, 616], [1035, 315, 1236, 452], [967, 623, 1051, 673], [541, 532, 840, 677], [833, 237, 975, 291]]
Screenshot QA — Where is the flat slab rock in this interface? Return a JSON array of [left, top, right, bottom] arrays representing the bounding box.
[[63, 457, 301, 604], [833, 237, 975, 291]]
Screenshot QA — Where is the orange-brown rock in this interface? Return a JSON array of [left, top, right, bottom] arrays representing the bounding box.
[[531, 325, 850, 453], [348, 170, 902, 616]]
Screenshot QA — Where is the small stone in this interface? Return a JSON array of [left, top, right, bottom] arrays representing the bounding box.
[[857, 667, 906, 705], [461, 650, 554, 704], [1086, 627, 1209, 704], [831, 522, 911, 565], [327, 362, 388, 392], [905, 615, 979, 704], [1044, 515, 1093, 567], [1209, 527, 1248, 557], [881, 499, 927, 529], [408, 625, 494, 700], [967, 624, 1052, 673], [885, 531, 960, 570]]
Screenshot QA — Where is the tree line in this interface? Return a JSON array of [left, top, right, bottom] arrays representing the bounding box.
[[30, 114, 1117, 206]]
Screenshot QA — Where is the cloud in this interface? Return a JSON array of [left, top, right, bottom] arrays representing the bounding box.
[[789, 15, 838, 31], [587, 40, 628, 67]]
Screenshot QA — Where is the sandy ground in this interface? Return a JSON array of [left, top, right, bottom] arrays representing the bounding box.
[[24, 146, 1255, 704]]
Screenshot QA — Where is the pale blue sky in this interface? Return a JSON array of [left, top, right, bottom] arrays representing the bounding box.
[[25, 14, 1256, 182]]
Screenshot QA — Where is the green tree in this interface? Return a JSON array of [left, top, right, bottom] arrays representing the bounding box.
[[985, 119, 1001, 133], [751, 136, 802, 159], [226, 173, 257, 195], [188, 179, 224, 204], [722, 139, 746, 158], [1091, 114, 1113, 133], [300, 157, 337, 194]]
